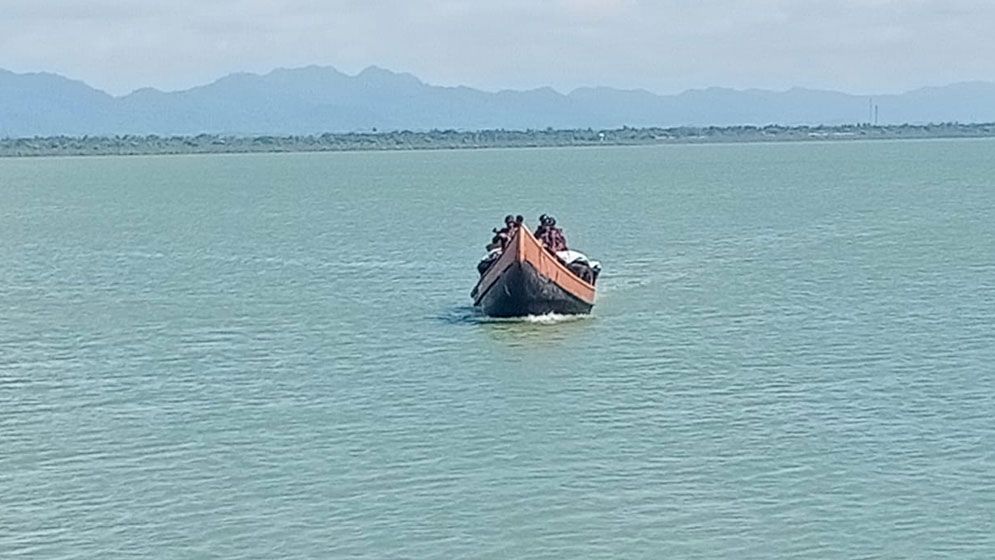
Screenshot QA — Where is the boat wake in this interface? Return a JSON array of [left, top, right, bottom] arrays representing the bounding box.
[[476, 312, 592, 325], [438, 307, 592, 326]]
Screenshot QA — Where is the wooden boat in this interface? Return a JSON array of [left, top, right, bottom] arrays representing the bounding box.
[[471, 226, 596, 317]]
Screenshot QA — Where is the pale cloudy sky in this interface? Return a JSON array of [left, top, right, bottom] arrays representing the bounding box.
[[3, 0, 993, 95]]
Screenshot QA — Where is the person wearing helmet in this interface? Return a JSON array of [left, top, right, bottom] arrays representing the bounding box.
[[496, 214, 515, 238], [538, 215, 568, 252], [487, 214, 517, 250], [534, 214, 549, 238]]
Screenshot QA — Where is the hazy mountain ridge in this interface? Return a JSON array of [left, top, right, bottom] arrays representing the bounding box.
[[2, 66, 994, 136]]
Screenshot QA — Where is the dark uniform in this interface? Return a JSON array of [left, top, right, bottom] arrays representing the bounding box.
[[540, 227, 568, 252]]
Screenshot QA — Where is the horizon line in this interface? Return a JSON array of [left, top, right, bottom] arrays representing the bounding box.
[[2, 64, 993, 100]]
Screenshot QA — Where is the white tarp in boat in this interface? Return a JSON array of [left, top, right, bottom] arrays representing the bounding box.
[[479, 248, 502, 263], [557, 250, 601, 271]]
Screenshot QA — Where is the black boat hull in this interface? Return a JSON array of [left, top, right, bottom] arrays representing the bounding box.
[[476, 261, 594, 318]]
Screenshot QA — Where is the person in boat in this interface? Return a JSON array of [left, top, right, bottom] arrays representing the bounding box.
[[491, 214, 519, 248], [498, 214, 527, 246], [534, 215, 597, 283], [479, 214, 517, 275], [538, 215, 568, 252], [479, 230, 506, 275], [534, 214, 549, 238], [486, 232, 506, 251], [484, 215, 512, 252]]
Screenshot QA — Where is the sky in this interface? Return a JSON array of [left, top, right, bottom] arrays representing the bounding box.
[[2, 0, 994, 96]]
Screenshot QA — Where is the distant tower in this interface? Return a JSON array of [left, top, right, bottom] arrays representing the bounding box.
[[869, 98, 874, 124], [874, 105, 879, 126]]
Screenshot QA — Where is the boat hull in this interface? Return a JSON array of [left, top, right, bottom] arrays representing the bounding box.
[[477, 261, 594, 317], [472, 226, 597, 317]]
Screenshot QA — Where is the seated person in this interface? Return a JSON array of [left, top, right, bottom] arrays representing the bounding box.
[[534, 214, 549, 238], [489, 214, 520, 249], [538, 216, 568, 252], [497, 214, 515, 235], [483, 230, 507, 252], [479, 214, 518, 274]]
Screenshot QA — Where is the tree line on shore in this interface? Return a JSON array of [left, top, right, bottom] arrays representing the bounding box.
[[2, 122, 993, 157]]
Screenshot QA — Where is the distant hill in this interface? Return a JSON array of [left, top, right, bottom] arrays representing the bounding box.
[[2, 66, 995, 137]]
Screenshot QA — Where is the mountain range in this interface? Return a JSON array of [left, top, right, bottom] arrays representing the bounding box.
[[2, 65, 995, 137]]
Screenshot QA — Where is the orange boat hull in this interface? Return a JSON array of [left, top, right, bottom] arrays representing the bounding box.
[[472, 227, 596, 317]]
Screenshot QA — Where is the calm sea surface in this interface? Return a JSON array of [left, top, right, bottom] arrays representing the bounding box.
[[2, 140, 994, 559]]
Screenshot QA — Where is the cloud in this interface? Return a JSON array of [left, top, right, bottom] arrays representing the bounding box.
[[0, 0, 993, 95]]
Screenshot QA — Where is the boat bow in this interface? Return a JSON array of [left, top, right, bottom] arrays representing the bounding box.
[[472, 227, 596, 316]]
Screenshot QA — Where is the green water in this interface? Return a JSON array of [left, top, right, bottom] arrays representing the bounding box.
[[2, 140, 994, 558]]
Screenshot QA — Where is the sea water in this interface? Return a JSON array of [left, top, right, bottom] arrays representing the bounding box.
[[2, 140, 994, 558]]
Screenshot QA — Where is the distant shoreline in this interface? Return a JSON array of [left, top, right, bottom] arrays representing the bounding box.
[[2, 123, 994, 158]]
